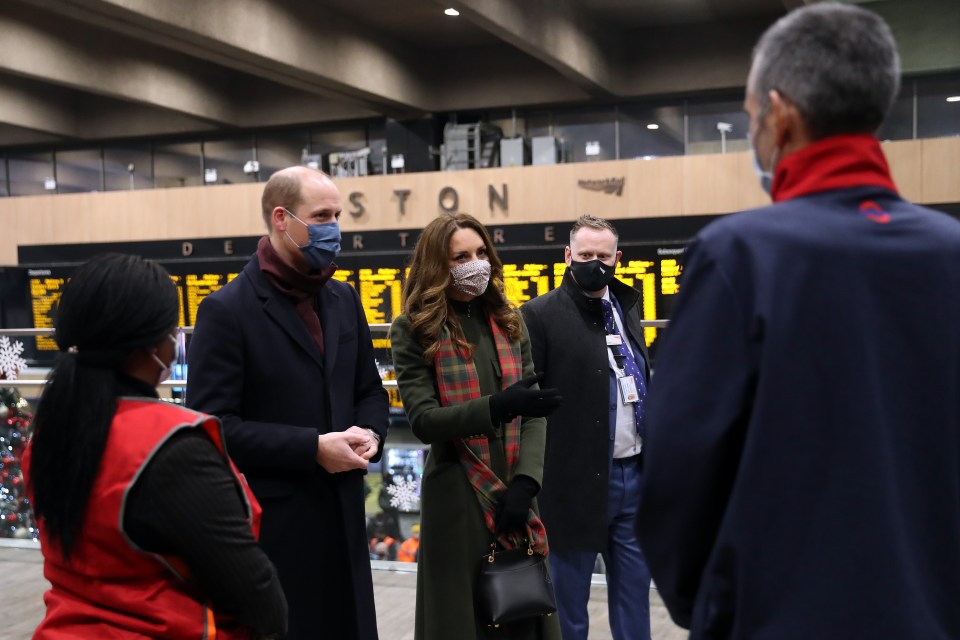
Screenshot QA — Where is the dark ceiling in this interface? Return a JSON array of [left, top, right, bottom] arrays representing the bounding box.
[[0, 0, 955, 148]]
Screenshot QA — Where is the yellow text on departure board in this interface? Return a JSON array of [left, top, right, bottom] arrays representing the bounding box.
[[616, 261, 658, 347], [184, 273, 234, 326], [170, 275, 186, 329], [660, 258, 682, 295], [29, 277, 65, 350], [358, 268, 403, 325], [502, 263, 551, 306]]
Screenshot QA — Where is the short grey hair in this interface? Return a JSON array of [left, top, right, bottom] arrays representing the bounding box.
[[749, 3, 900, 140], [569, 215, 619, 245]]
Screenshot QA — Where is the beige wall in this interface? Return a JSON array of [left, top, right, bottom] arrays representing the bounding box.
[[1, 138, 958, 266]]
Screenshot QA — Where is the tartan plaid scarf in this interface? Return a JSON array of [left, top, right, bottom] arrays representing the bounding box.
[[434, 314, 549, 554]]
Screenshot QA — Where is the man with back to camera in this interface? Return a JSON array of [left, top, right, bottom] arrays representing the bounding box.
[[637, 4, 960, 639], [521, 214, 652, 640], [186, 166, 389, 640]]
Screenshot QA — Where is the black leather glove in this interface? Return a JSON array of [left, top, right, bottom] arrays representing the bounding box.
[[495, 475, 540, 534], [488, 373, 562, 424]]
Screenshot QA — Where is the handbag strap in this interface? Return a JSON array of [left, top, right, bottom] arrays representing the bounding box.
[[486, 538, 534, 563]]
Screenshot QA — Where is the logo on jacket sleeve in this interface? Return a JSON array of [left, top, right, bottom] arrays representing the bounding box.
[[858, 200, 891, 224]]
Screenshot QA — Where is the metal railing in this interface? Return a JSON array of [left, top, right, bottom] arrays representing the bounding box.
[[0, 320, 668, 391]]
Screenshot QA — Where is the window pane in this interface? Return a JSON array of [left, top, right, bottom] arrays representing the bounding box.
[[154, 142, 202, 188], [203, 136, 257, 185], [525, 111, 552, 139], [488, 109, 525, 140], [619, 103, 685, 159], [876, 82, 915, 141], [104, 143, 153, 191], [686, 98, 751, 155], [311, 124, 372, 173], [8, 152, 54, 197], [257, 130, 310, 177], [551, 107, 617, 163], [55, 149, 103, 193], [916, 73, 960, 139], [366, 121, 387, 176]]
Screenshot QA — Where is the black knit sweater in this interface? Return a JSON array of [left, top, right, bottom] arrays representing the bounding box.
[[119, 375, 287, 639]]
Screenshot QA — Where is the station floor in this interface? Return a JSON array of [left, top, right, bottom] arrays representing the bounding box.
[[0, 543, 686, 639]]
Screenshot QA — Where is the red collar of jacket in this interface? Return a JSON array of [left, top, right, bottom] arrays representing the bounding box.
[[771, 134, 898, 203]]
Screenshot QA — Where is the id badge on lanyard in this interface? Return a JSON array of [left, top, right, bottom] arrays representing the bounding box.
[[607, 338, 639, 404], [618, 374, 639, 404]]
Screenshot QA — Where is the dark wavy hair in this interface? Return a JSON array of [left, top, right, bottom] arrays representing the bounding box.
[[28, 254, 178, 559], [401, 213, 521, 361]]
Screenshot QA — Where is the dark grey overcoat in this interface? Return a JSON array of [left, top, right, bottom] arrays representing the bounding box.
[[521, 271, 650, 552]]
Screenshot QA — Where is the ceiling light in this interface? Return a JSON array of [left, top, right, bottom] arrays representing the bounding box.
[[444, 8, 459, 16], [646, 123, 659, 130], [946, 96, 960, 103]]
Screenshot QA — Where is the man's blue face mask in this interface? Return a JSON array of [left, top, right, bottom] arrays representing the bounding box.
[[749, 106, 780, 196], [283, 208, 341, 270], [750, 143, 775, 196]]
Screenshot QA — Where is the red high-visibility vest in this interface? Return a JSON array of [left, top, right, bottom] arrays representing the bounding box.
[[24, 398, 261, 639]]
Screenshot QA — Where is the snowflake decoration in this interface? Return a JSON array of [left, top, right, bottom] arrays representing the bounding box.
[[0, 337, 26, 381], [386, 476, 420, 511]]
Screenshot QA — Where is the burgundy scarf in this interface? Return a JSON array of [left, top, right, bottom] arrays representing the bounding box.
[[257, 236, 336, 353]]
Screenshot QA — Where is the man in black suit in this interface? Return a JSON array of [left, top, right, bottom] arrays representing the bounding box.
[[521, 215, 652, 640], [187, 166, 389, 640]]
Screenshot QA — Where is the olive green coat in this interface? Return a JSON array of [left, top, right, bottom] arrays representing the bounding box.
[[390, 302, 561, 640]]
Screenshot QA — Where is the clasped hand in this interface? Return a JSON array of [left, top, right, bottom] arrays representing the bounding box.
[[316, 426, 379, 473], [489, 373, 562, 423]]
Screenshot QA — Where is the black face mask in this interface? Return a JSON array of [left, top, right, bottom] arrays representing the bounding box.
[[569, 259, 616, 292]]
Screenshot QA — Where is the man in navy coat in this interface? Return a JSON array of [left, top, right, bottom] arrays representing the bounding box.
[[637, 5, 960, 639], [187, 166, 389, 640]]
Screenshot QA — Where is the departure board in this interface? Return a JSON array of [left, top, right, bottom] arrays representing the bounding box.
[[27, 270, 65, 350], [502, 263, 552, 304], [182, 273, 233, 325], [494, 243, 685, 349], [356, 267, 404, 326], [27, 269, 194, 351], [14, 225, 690, 368]]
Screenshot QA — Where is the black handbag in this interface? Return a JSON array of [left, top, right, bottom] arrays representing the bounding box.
[[475, 540, 558, 627]]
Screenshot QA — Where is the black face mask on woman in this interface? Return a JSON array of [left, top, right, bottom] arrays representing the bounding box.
[[569, 259, 616, 292]]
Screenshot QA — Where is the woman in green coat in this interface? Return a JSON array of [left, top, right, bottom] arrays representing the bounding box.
[[390, 213, 563, 640]]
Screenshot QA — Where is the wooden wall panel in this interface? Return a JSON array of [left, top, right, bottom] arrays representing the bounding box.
[[512, 163, 580, 223], [884, 140, 923, 202], [1, 137, 957, 266], [626, 156, 685, 218], [921, 138, 960, 204]]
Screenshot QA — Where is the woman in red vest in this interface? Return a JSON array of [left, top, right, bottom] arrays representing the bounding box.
[[24, 254, 287, 640], [389, 214, 563, 639]]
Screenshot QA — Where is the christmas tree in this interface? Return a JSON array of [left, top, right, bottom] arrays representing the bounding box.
[[0, 336, 37, 539]]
